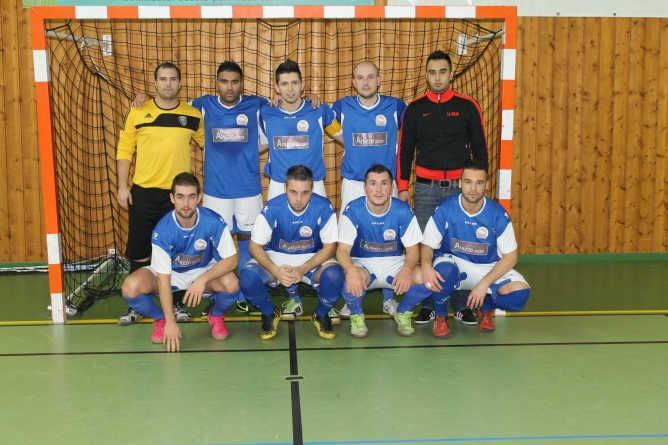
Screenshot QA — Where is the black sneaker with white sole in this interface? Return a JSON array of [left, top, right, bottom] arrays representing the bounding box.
[[454, 308, 478, 325], [414, 307, 435, 325]]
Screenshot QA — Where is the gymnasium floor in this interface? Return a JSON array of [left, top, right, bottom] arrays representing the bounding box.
[[1, 254, 667, 445]]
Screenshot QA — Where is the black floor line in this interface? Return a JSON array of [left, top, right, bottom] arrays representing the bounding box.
[[288, 322, 304, 445], [1, 339, 668, 358]]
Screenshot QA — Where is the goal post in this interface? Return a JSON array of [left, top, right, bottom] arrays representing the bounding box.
[[31, 5, 517, 323]]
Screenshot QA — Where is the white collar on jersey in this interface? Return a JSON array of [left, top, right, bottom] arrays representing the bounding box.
[[458, 194, 487, 217], [171, 207, 201, 231], [355, 94, 381, 110], [365, 196, 393, 218], [278, 97, 305, 114], [287, 200, 310, 217], [217, 94, 243, 109]]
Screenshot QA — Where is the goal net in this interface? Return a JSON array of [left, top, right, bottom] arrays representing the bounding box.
[[41, 13, 505, 314]]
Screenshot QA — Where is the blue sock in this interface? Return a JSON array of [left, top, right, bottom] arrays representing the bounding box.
[[397, 284, 431, 313], [382, 288, 394, 302], [286, 283, 301, 304], [431, 262, 460, 317], [489, 288, 530, 311], [239, 267, 274, 316], [341, 287, 365, 315], [236, 240, 251, 303], [315, 265, 344, 316], [123, 293, 164, 320], [211, 290, 240, 317]]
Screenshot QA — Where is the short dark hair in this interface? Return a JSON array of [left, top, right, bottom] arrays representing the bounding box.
[[285, 165, 313, 184], [276, 59, 302, 84], [364, 164, 393, 183], [171, 172, 201, 195], [461, 159, 489, 178], [154, 62, 181, 81], [426, 50, 452, 70], [217, 61, 243, 78]]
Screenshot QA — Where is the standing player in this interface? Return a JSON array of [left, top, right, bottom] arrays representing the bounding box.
[[420, 159, 530, 338], [116, 62, 205, 326], [121, 173, 240, 351], [337, 165, 431, 337], [239, 165, 344, 340], [332, 61, 408, 318], [397, 49, 489, 326]]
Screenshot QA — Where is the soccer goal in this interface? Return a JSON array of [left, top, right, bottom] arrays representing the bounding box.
[[31, 5, 517, 323]]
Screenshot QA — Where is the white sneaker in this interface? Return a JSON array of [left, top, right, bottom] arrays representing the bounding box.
[[281, 299, 303, 321], [339, 303, 351, 319], [382, 298, 399, 316], [173, 302, 192, 323], [117, 306, 142, 326]]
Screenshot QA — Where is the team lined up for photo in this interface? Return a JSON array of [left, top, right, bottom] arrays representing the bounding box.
[[116, 52, 530, 351]]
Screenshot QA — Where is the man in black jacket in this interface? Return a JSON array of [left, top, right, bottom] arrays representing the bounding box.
[[397, 50, 488, 334]]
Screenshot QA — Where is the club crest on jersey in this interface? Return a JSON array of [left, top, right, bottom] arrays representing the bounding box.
[[375, 115, 387, 126], [194, 239, 207, 250], [153, 232, 158, 239], [300, 226, 313, 237], [383, 229, 396, 240], [476, 227, 489, 240], [178, 116, 187, 126], [236, 114, 248, 126], [297, 120, 309, 132]]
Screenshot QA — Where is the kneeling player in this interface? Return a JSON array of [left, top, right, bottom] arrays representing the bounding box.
[[239, 165, 344, 340], [420, 159, 530, 338], [337, 165, 431, 337], [121, 173, 240, 351]]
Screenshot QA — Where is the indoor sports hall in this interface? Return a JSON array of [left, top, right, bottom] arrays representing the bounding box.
[[1, 1, 667, 444]]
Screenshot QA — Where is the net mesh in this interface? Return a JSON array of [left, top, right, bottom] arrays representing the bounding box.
[[45, 17, 502, 311]]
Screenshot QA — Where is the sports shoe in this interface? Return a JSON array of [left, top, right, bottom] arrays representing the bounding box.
[[260, 307, 281, 340], [328, 308, 341, 325], [151, 319, 166, 343], [118, 306, 142, 326], [201, 299, 214, 317], [394, 310, 414, 336], [454, 308, 478, 325], [339, 303, 351, 319], [414, 307, 435, 325], [281, 299, 303, 320], [173, 302, 192, 323], [433, 315, 451, 339], [477, 309, 495, 333], [382, 298, 399, 316], [207, 313, 228, 340], [237, 300, 262, 316], [311, 312, 336, 339], [349, 313, 368, 338]]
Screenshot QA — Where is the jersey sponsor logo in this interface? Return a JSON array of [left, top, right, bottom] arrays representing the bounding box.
[[194, 239, 207, 250], [383, 229, 396, 240], [375, 115, 387, 126], [360, 239, 397, 253], [475, 227, 489, 240], [451, 238, 488, 256], [297, 120, 309, 131], [236, 114, 248, 125], [274, 136, 309, 150], [447, 111, 460, 117], [300, 226, 313, 237], [178, 116, 188, 126], [213, 127, 249, 142], [278, 238, 315, 252], [352, 132, 387, 147], [172, 252, 206, 267]]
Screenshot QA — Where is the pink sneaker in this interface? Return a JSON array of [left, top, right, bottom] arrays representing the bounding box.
[[151, 319, 166, 344], [208, 313, 229, 340]]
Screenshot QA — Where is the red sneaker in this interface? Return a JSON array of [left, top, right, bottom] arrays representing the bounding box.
[[151, 319, 166, 343], [477, 309, 495, 333], [433, 315, 451, 339], [208, 313, 229, 340]]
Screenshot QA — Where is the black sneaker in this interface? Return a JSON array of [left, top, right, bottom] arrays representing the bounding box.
[[260, 307, 281, 340], [311, 312, 336, 339], [236, 300, 263, 316], [201, 299, 214, 317], [414, 307, 435, 325], [454, 308, 478, 325]]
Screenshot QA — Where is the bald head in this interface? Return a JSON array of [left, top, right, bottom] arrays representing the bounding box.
[[353, 61, 379, 78], [352, 61, 381, 100]]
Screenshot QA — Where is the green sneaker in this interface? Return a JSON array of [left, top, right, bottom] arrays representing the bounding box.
[[281, 299, 303, 321], [328, 307, 340, 325], [394, 310, 414, 337], [349, 313, 368, 338]]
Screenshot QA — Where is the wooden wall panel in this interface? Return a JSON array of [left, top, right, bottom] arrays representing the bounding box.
[[5, 10, 668, 262]]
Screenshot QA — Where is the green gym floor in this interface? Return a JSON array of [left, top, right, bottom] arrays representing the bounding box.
[[1, 254, 667, 445]]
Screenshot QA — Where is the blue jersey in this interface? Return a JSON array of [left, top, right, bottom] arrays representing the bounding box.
[[332, 95, 406, 181], [151, 207, 237, 275], [259, 100, 337, 182], [252, 193, 338, 255], [191, 95, 264, 199], [339, 196, 422, 258], [422, 195, 517, 264]]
